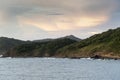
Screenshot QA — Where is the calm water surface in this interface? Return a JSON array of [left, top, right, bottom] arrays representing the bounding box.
[[0, 58, 120, 80]]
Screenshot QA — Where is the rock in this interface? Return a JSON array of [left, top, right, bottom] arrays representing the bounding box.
[[91, 55, 102, 59]]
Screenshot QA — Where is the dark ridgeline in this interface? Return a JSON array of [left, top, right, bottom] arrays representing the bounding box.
[[2, 35, 79, 57], [1, 27, 120, 59], [0, 37, 26, 54]]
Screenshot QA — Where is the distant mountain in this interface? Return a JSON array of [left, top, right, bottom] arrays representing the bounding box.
[[0, 37, 26, 54], [33, 35, 81, 42], [62, 35, 81, 42], [33, 38, 53, 42]]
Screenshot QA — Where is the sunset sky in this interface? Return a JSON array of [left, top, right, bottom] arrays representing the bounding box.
[[0, 0, 120, 40]]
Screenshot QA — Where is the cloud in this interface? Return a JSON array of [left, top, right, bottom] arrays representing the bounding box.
[[0, 12, 6, 25], [0, 0, 119, 40], [18, 13, 108, 31], [13, 0, 117, 31], [90, 32, 100, 35]]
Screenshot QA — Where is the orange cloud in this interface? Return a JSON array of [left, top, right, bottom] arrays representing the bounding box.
[[18, 14, 108, 31], [76, 16, 108, 27]]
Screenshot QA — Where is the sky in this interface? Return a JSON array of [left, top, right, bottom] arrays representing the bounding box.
[[0, 0, 120, 40]]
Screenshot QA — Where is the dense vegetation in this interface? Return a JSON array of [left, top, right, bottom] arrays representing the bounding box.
[[0, 37, 26, 54], [57, 27, 120, 58], [2, 27, 120, 59], [4, 38, 77, 57]]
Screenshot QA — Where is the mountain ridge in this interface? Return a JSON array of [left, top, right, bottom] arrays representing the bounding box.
[[0, 35, 80, 56], [1, 27, 120, 59], [33, 35, 81, 42]]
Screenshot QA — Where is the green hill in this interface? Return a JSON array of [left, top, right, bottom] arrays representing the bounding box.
[[0, 37, 26, 54], [56, 27, 120, 58], [4, 38, 77, 57]]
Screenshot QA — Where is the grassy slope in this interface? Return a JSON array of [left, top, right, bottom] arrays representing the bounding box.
[[57, 27, 120, 58]]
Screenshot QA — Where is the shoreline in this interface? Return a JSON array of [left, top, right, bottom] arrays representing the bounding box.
[[1, 55, 120, 60]]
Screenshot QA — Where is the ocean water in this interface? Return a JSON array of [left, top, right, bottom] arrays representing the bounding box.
[[0, 58, 120, 80]]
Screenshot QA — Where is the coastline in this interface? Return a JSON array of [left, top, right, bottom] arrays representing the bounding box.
[[2, 55, 120, 60]]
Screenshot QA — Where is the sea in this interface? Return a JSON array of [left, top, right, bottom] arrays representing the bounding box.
[[0, 58, 120, 80]]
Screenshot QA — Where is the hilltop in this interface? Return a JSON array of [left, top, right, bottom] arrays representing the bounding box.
[[33, 35, 81, 42]]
